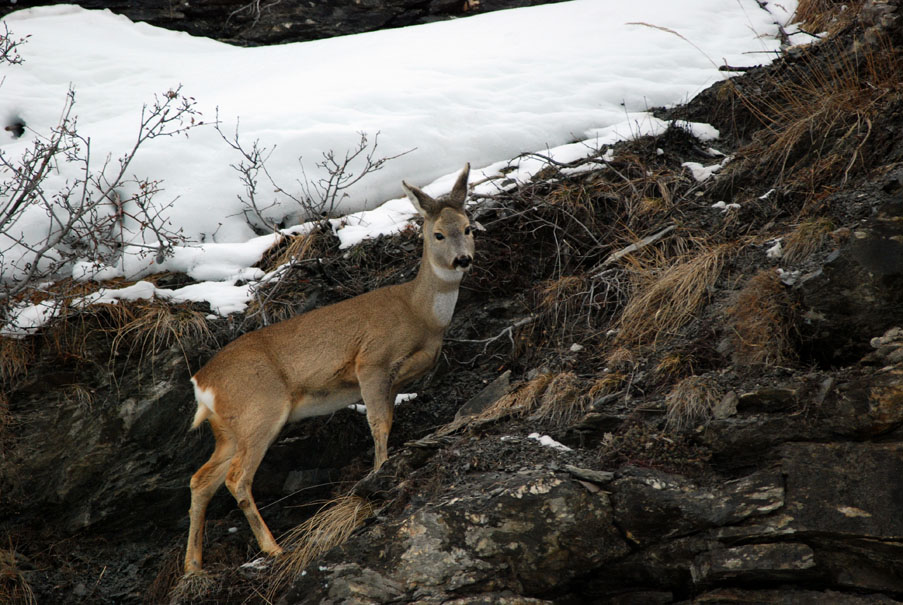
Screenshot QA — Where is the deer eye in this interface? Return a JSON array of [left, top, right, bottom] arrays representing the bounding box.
[[464, 226, 472, 236], [434, 233, 445, 241]]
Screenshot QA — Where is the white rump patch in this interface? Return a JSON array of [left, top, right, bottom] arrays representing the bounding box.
[[191, 376, 217, 414]]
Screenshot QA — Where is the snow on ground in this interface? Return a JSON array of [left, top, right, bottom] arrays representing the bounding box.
[[0, 1, 800, 335]]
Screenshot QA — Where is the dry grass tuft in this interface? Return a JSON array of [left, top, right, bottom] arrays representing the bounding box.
[[145, 547, 188, 605], [616, 244, 732, 348], [258, 231, 324, 273], [655, 351, 695, 382], [473, 373, 554, 425], [665, 375, 722, 432], [606, 347, 637, 370], [0, 548, 35, 605], [268, 494, 374, 597], [0, 337, 31, 384], [727, 269, 798, 366], [782, 217, 834, 263], [529, 371, 585, 425], [168, 570, 217, 605], [587, 372, 626, 401], [109, 301, 213, 363], [794, 0, 865, 34], [740, 34, 899, 195], [439, 371, 591, 434]]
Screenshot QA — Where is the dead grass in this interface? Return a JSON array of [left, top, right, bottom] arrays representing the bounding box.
[[655, 351, 695, 382], [108, 300, 213, 366], [529, 371, 585, 425], [260, 231, 324, 272], [664, 374, 722, 432], [727, 269, 798, 366], [536, 269, 630, 347], [740, 34, 900, 196], [145, 547, 188, 604], [0, 547, 35, 605], [268, 494, 374, 598], [438, 371, 592, 435], [587, 372, 626, 400], [168, 569, 217, 605], [782, 217, 834, 263], [794, 0, 865, 35], [616, 243, 733, 348], [0, 337, 31, 384], [462, 372, 554, 428]]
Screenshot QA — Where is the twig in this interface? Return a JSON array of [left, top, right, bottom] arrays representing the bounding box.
[[603, 224, 675, 265]]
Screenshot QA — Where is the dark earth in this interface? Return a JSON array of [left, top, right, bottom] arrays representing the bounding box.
[[2, 1, 903, 603]]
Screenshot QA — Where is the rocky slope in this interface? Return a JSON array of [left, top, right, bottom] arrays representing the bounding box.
[[3, 1, 903, 604], [0, 0, 566, 46]]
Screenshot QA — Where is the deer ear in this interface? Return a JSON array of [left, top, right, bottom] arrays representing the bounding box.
[[403, 180, 441, 218], [447, 163, 471, 210]]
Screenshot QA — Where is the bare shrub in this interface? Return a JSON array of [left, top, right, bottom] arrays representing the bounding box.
[[216, 119, 411, 233], [0, 85, 200, 327]]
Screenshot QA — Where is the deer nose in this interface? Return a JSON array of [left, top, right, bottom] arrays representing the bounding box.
[[453, 255, 473, 269]]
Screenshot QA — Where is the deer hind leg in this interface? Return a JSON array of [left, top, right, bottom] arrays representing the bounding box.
[[224, 403, 290, 558], [358, 366, 394, 471], [185, 416, 237, 575]]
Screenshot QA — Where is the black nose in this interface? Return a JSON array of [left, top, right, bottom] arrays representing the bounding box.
[[453, 255, 472, 269]]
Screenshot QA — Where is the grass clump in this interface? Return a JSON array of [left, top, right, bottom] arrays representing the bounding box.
[[0, 547, 35, 605], [740, 33, 900, 198], [664, 374, 722, 432], [616, 244, 732, 349], [727, 269, 798, 367], [782, 217, 834, 263], [268, 494, 374, 598]]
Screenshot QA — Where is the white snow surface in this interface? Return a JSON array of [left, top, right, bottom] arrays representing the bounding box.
[[0, 1, 799, 334], [528, 432, 573, 452]]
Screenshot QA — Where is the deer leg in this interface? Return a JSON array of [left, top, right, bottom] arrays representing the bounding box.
[[224, 411, 288, 558], [358, 367, 394, 471], [185, 417, 236, 575]]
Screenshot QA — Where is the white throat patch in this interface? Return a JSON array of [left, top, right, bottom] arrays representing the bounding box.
[[430, 258, 464, 284], [432, 289, 459, 327]]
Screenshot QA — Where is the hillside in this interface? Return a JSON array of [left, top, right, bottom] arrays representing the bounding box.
[[2, 1, 903, 604]]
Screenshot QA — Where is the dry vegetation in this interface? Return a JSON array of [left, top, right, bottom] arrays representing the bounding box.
[[266, 494, 374, 599], [782, 217, 834, 263], [664, 374, 722, 432], [0, 547, 35, 605], [727, 269, 798, 367], [732, 30, 901, 206], [615, 243, 733, 349], [794, 0, 866, 34]]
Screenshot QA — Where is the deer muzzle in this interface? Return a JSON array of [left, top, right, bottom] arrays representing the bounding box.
[[453, 255, 473, 270]]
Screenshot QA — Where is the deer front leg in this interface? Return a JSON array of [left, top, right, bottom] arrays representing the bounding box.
[[357, 366, 395, 471]]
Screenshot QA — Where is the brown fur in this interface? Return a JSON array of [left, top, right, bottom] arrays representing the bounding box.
[[184, 165, 475, 575]]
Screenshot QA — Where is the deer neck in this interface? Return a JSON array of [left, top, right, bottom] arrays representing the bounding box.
[[409, 244, 463, 331]]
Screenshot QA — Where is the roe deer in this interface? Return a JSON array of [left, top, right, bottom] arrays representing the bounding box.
[[184, 164, 475, 574]]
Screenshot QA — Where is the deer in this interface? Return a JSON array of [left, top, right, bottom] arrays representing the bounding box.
[[184, 164, 475, 575]]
